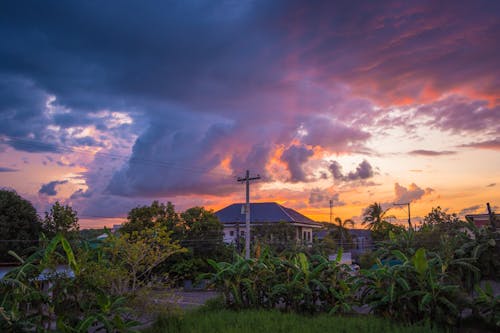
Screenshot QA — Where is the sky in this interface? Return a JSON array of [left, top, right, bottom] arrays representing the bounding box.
[[0, 0, 499, 229]]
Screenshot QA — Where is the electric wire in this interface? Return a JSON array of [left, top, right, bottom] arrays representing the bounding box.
[[1, 135, 237, 180]]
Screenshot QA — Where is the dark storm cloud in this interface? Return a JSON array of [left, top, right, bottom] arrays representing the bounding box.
[[230, 144, 272, 180], [39, 180, 68, 196], [281, 145, 314, 182], [106, 115, 241, 197], [0, 1, 288, 113], [409, 150, 456, 156], [0, 75, 58, 152], [284, 1, 500, 106], [299, 116, 371, 151], [329, 160, 374, 182], [417, 97, 500, 134], [1, 0, 499, 204]]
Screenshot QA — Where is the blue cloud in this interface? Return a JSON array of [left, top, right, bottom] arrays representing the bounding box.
[[38, 180, 68, 196]]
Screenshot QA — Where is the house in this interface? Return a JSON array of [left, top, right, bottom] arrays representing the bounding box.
[[215, 202, 322, 244], [465, 213, 499, 230]]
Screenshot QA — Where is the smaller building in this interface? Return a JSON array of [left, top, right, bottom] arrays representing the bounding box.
[[215, 202, 322, 244], [465, 213, 499, 230], [314, 228, 373, 255], [349, 229, 373, 256]]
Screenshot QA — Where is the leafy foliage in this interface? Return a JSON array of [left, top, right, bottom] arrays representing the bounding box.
[[89, 226, 186, 294], [360, 248, 465, 325], [361, 202, 399, 240], [42, 201, 80, 239], [0, 234, 113, 331], [0, 229, 181, 332], [121, 201, 181, 235], [203, 249, 354, 314], [0, 189, 42, 262], [122, 202, 229, 284], [473, 283, 500, 328]]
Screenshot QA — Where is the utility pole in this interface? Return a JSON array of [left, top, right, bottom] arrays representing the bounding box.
[[486, 202, 496, 231], [237, 170, 261, 259], [235, 222, 240, 253], [329, 199, 333, 224], [393, 202, 412, 230]]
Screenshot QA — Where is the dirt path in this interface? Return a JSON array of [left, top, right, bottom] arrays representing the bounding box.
[[166, 290, 220, 309]]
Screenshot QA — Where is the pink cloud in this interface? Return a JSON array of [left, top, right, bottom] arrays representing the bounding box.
[[394, 182, 434, 204]]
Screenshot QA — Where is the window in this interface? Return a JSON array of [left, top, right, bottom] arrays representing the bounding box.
[[230, 230, 234, 237]]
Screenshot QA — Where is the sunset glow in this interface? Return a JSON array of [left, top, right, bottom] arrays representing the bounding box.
[[0, 1, 499, 228]]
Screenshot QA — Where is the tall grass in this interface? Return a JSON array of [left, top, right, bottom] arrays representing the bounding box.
[[143, 309, 443, 333]]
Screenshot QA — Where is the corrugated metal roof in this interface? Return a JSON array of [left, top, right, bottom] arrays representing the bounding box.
[[215, 202, 320, 226]]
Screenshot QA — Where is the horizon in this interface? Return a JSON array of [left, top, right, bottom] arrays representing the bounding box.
[[1, 1, 499, 229]]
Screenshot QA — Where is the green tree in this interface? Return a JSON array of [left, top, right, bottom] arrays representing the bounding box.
[[102, 226, 186, 294], [122, 203, 229, 283], [42, 201, 80, 239], [121, 201, 181, 235], [362, 202, 396, 240], [334, 217, 354, 250], [180, 206, 224, 257], [0, 189, 41, 262], [412, 207, 464, 252], [421, 206, 461, 229]]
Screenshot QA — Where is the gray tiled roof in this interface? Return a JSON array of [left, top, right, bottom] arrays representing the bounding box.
[[215, 202, 320, 227]]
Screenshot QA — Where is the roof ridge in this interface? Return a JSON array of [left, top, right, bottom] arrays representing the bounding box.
[[231, 202, 276, 205], [276, 203, 294, 222]]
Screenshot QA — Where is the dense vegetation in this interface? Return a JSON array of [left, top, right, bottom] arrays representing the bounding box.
[[0, 189, 42, 262], [0, 196, 224, 331], [201, 206, 499, 329], [1, 193, 499, 332]]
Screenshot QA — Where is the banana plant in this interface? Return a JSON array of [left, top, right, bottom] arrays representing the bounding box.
[[205, 255, 252, 308], [1, 249, 48, 331], [473, 283, 500, 328], [57, 293, 139, 333]]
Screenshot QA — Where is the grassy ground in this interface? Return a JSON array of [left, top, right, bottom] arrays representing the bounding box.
[[142, 309, 443, 333]]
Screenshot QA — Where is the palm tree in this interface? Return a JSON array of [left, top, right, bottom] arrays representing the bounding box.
[[334, 217, 354, 250], [362, 202, 394, 232]]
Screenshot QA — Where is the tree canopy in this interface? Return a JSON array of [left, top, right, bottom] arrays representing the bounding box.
[[421, 206, 462, 228], [362, 202, 398, 240], [121, 201, 181, 235], [0, 189, 42, 261], [42, 201, 80, 239], [121, 202, 224, 256]]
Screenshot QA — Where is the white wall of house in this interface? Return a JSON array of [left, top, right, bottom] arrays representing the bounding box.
[[223, 226, 245, 243], [223, 225, 314, 244], [301, 227, 313, 244]]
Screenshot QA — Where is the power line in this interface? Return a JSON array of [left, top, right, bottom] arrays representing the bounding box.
[[1, 135, 235, 180]]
